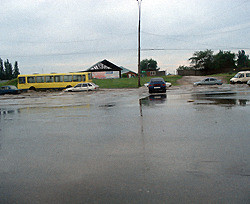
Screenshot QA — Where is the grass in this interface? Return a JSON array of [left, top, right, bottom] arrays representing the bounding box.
[[0, 76, 181, 89], [0, 78, 18, 87], [93, 75, 182, 88], [208, 73, 236, 84], [0, 73, 235, 89]]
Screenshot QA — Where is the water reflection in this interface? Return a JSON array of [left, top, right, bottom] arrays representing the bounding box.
[[195, 98, 249, 106], [192, 91, 249, 107], [138, 96, 151, 193], [140, 94, 167, 107], [0, 109, 20, 115]]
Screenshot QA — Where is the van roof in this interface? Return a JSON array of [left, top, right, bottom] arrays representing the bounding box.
[[238, 70, 250, 73]]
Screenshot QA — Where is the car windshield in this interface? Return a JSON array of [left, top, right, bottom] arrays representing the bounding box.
[[150, 78, 164, 82], [234, 73, 240, 78], [74, 84, 82, 88]]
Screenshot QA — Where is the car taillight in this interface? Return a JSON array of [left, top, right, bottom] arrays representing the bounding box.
[[149, 85, 152, 87]]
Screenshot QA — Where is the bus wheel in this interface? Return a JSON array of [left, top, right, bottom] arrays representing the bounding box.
[[66, 85, 72, 88], [29, 86, 36, 91]]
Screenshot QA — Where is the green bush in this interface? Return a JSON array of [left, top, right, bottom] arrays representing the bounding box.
[[93, 75, 182, 88], [0, 78, 18, 87]]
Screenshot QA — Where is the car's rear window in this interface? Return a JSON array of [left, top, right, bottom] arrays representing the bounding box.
[[150, 78, 164, 82]]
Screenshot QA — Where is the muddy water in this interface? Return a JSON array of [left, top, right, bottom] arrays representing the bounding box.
[[0, 86, 249, 203]]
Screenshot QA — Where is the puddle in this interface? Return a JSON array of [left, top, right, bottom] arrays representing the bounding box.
[[192, 90, 250, 107], [99, 102, 116, 108], [0, 108, 20, 115], [140, 94, 167, 106]]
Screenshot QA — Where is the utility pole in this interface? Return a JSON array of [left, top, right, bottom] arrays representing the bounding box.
[[137, 0, 142, 87]]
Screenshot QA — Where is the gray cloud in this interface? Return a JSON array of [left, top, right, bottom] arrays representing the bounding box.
[[1, 0, 249, 74]]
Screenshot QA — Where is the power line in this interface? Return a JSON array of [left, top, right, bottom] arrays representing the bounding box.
[[3, 47, 249, 58], [142, 24, 250, 38], [0, 32, 137, 44]]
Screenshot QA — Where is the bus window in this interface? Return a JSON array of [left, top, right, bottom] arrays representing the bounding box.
[[27, 76, 36, 83], [64, 75, 72, 82], [19, 77, 26, 84], [82, 75, 86, 82], [88, 73, 92, 80], [36, 76, 45, 83], [45, 76, 54, 83], [55, 75, 63, 82], [73, 75, 82, 82]]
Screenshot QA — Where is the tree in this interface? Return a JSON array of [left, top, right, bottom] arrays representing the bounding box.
[[237, 50, 249, 68], [13, 61, 20, 78], [213, 50, 236, 73], [4, 59, 13, 80], [189, 49, 214, 72], [140, 58, 158, 71], [177, 65, 193, 70], [0, 58, 4, 80]]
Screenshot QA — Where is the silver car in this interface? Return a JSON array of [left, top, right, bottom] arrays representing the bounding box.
[[194, 77, 223, 86], [65, 83, 99, 92]]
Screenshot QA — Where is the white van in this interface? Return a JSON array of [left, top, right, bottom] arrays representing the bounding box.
[[230, 71, 250, 84]]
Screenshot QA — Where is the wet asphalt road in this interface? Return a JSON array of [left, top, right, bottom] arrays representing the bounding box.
[[0, 85, 250, 203]]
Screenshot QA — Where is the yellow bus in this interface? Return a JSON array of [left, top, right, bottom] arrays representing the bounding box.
[[17, 72, 92, 91]]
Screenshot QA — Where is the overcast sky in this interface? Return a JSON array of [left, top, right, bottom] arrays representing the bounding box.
[[1, 0, 250, 74]]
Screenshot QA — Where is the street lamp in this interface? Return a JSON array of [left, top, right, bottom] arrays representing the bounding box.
[[137, 0, 142, 87]]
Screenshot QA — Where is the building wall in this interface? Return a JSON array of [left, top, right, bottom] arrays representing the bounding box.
[[145, 70, 165, 76], [125, 72, 137, 78], [92, 71, 120, 79], [177, 70, 204, 76]]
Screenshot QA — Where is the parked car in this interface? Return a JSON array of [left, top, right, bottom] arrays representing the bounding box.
[[0, 85, 21, 95], [230, 71, 250, 84], [247, 80, 250, 86], [148, 78, 166, 93], [194, 77, 223, 86], [144, 81, 171, 88], [64, 83, 99, 92]]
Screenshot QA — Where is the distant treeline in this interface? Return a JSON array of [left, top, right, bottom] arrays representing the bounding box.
[[178, 50, 250, 75], [0, 58, 20, 80]]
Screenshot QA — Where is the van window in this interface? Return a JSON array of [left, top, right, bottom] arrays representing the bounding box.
[[234, 73, 240, 78], [246, 73, 250, 77]]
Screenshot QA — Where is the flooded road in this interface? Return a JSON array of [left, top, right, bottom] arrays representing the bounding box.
[[0, 85, 250, 203]]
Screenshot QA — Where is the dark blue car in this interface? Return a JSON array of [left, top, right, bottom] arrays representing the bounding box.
[[0, 85, 21, 95], [148, 78, 166, 93]]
